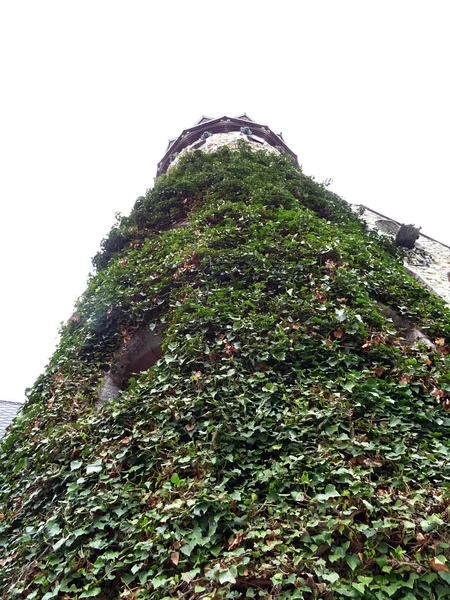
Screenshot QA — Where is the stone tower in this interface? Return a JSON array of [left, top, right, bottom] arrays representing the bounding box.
[[1, 116, 450, 600]]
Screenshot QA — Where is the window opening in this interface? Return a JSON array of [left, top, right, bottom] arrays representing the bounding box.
[[97, 329, 163, 408]]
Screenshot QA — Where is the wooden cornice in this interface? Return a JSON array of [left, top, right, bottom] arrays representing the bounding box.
[[156, 115, 298, 176]]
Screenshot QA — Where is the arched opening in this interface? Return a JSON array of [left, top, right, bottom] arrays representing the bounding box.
[[97, 329, 163, 407], [120, 334, 163, 384]]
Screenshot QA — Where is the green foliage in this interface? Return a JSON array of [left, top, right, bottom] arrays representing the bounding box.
[[1, 144, 450, 599]]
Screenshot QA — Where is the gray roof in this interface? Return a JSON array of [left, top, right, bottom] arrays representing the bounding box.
[[0, 400, 22, 437]]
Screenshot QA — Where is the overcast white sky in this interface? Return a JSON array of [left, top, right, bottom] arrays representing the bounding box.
[[1, 1, 449, 402]]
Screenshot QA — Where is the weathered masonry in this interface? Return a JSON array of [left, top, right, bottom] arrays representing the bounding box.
[[357, 205, 450, 305]]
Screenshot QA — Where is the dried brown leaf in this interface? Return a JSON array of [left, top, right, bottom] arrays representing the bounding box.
[[228, 532, 244, 550], [431, 387, 445, 399], [430, 557, 449, 572]]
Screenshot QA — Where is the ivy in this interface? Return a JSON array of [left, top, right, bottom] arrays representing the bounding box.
[[1, 143, 450, 599]]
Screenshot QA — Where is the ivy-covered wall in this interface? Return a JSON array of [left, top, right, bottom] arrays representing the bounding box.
[[1, 142, 450, 599]]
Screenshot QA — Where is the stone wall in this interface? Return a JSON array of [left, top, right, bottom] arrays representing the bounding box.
[[169, 130, 281, 170], [355, 205, 450, 306]]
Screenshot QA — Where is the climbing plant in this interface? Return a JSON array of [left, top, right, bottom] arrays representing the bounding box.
[[1, 142, 450, 599]]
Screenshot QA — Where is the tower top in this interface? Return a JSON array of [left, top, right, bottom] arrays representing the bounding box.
[[156, 114, 298, 176]]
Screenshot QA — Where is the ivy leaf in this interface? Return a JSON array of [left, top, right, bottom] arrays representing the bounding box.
[[316, 485, 340, 501], [53, 537, 67, 551], [352, 582, 366, 594], [46, 522, 62, 537], [41, 587, 60, 600], [170, 473, 182, 485], [89, 537, 107, 550], [421, 516, 444, 532], [345, 554, 361, 571], [151, 576, 168, 589], [86, 460, 103, 474], [182, 568, 200, 583], [70, 460, 83, 471], [335, 308, 347, 322], [79, 587, 101, 598], [218, 567, 237, 584], [322, 571, 340, 583]]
